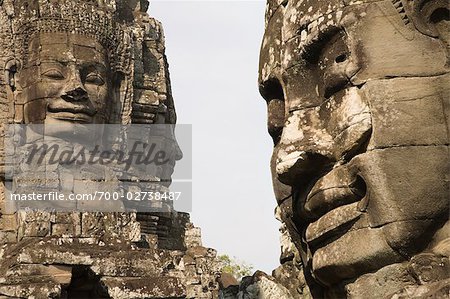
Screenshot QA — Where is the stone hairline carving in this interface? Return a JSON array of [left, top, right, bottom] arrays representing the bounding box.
[[14, 12, 131, 73], [3, 1, 132, 69]]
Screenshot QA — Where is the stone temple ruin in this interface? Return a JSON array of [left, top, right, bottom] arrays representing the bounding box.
[[0, 1, 220, 298], [0, 0, 449, 299]]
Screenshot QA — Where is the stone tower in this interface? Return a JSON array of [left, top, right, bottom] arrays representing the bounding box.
[[0, 1, 219, 298]]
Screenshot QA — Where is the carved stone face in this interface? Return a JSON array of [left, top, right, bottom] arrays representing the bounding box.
[[260, 0, 449, 287], [16, 32, 111, 126]]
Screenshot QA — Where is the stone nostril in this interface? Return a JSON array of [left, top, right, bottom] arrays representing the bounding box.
[[350, 175, 367, 198], [351, 175, 369, 212], [73, 87, 87, 96], [276, 151, 334, 187], [64, 87, 88, 101]]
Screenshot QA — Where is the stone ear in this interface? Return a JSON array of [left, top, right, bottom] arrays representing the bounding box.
[[410, 0, 449, 37], [4, 59, 21, 92]]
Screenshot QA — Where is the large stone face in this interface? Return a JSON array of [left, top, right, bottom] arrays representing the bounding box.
[[259, 0, 449, 297], [0, 1, 219, 298]]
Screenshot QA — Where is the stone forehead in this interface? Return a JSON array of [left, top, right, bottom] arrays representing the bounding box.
[[260, 0, 385, 83], [36, 33, 107, 63], [265, 0, 389, 47], [266, 0, 382, 25]]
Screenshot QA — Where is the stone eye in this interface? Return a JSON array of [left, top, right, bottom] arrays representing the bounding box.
[[335, 53, 348, 63], [42, 69, 65, 80], [85, 73, 105, 86]]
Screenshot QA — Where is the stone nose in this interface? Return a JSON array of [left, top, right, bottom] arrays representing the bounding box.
[[275, 109, 335, 187], [276, 150, 334, 186], [62, 87, 88, 102], [174, 143, 183, 161]]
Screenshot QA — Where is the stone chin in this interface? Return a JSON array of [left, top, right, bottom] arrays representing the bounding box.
[[311, 227, 403, 286], [309, 214, 448, 288]]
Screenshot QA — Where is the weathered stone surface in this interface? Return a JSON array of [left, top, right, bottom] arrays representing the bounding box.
[[4, 264, 72, 285], [218, 273, 239, 289], [259, 0, 450, 297], [0, 216, 219, 298], [102, 276, 185, 299], [219, 271, 295, 299], [345, 262, 416, 298], [0, 282, 61, 299], [237, 271, 294, 299], [272, 261, 312, 299], [185, 226, 203, 248], [346, 255, 450, 299], [389, 278, 450, 299]]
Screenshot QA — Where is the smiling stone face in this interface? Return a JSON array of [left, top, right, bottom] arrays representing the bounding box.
[[259, 0, 449, 294], [16, 32, 111, 126]]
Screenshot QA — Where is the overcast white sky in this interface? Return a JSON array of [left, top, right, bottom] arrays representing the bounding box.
[[149, 1, 280, 273]]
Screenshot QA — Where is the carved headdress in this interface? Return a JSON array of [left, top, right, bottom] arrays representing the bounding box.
[[6, 0, 132, 73], [0, 0, 175, 125]]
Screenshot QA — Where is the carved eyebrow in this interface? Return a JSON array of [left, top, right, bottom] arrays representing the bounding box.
[[39, 60, 67, 66], [282, 25, 343, 72], [300, 26, 342, 62], [39, 60, 107, 74]]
